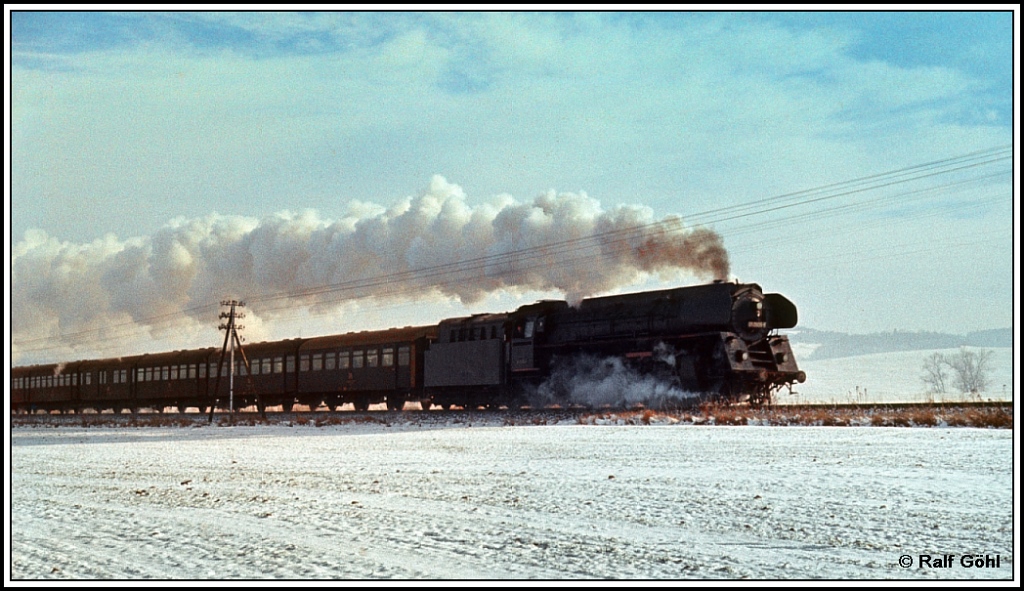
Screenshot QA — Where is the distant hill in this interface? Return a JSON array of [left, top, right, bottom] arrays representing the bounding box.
[[791, 327, 1012, 360]]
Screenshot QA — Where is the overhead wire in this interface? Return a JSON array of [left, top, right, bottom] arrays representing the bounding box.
[[12, 145, 1012, 357]]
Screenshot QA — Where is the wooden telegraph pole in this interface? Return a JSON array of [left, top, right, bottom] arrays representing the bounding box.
[[209, 300, 264, 422]]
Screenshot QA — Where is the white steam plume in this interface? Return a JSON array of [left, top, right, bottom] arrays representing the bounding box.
[[530, 350, 702, 410], [13, 176, 729, 363]]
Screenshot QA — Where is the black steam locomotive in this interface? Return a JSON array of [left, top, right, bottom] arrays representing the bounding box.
[[11, 281, 804, 414]]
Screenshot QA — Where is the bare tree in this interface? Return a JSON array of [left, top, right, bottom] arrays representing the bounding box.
[[921, 352, 949, 395], [946, 347, 994, 399]]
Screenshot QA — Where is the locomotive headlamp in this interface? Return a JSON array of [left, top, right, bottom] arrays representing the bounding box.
[[736, 351, 749, 362]]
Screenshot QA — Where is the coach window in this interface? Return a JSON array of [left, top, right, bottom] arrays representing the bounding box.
[[274, 357, 283, 373], [251, 359, 260, 375], [286, 355, 295, 373], [162, 367, 169, 381], [189, 365, 196, 379], [300, 355, 310, 372], [210, 364, 218, 379], [382, 347, 394, 367], [367, 349, 379, 368], [353, 350, 364, 369], [262, 358, 272, 375], [339, 352, 350, 369], [398, 346, 410, 366], [171, 366, 179, 380], [325, 353, 336, 371], [312, 353, 323, 371]]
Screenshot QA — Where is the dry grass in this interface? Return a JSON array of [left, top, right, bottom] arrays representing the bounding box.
[[313, 415, 387, 427], [578, 403, 1011, 429], [12, 403, 1012, 429]]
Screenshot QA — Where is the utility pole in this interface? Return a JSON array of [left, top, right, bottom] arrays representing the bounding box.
[[210, 300, 262, 422]]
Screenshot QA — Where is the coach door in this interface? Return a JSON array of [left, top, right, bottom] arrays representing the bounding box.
[[510, 317, 538, 375]]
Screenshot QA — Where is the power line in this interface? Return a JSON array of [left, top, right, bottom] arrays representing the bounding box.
[[12, 146, 1012, 356]]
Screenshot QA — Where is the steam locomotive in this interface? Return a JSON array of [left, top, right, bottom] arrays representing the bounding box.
[[10, 281, 805, 414]]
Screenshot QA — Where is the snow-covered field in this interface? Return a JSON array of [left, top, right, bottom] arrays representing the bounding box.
[[782, 347, 1015, 405], [10, 419, 1015, 580]]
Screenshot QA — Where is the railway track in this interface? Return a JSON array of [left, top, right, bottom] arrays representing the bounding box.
[[10, 400, 1013, 428]]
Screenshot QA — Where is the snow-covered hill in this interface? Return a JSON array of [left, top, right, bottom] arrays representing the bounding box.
[[783, 346, 1014, 405]]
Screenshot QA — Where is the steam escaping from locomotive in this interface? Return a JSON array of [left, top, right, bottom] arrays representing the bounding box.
[[531, 351, 702, 410], [12, 176, 728, 362]]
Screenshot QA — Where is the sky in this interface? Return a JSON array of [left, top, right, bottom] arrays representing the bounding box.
[[6, 8, 1019, 365]]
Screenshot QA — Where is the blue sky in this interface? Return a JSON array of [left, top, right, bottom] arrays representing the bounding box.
[[8, 9, 1017, 362]]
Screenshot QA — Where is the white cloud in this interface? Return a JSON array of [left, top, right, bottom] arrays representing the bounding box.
[[11, 12, 1013, 341]]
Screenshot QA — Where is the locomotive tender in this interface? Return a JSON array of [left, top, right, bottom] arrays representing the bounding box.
[[11, 281, 805, 414]]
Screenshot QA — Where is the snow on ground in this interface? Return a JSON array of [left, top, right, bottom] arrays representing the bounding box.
[[10, 420, 1015, 580], [781, 347, 1015, 405]]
